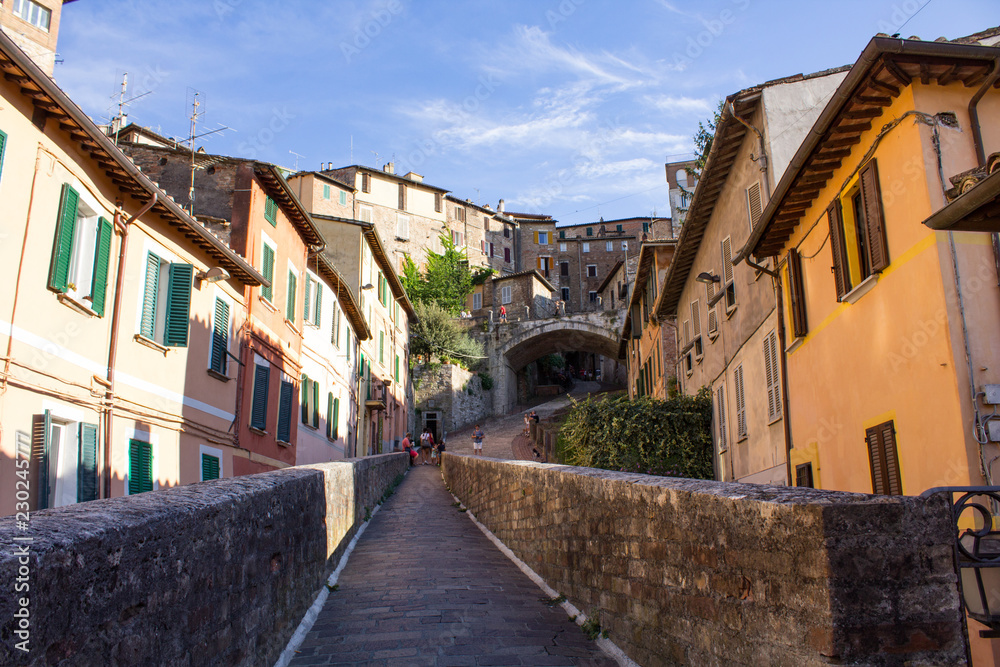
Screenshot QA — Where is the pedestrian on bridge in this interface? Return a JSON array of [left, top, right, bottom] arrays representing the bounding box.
[[499, 305, 508, 323], [471, 425, 485, 455]]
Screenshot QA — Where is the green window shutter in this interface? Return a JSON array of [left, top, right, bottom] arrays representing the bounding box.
[[326, 392, 334, 439], [286, 271, 297, 321], [332, 397, 340, 440], [331, 304, 340, 346], [616, 224, 623, 232], [0, 129, 7, 183], [395, 355, 400, 382], [201, 453, 220, 481], [140, 253, 161, 338], [163, 263, 193, 347], [303, 276, 312, 323], [261, 244, 274, 301], [77, 422, 99, 502], [339, 190, 347, 206], [265, 196, 278, 226], [89, 217, 113, 317], [250, 364, 270, 430], [211, 297, 230, 374], [276, 379, 294, 442], [49, 184, 79, 293], [313, 283, 322, 326], [323, 184, 330, 199], [301, 374, 310, 424], [379, 331, 384, 364], [31, 411, 52, 510], [312, 380, 319, 428], [128, 439, 153, 494]]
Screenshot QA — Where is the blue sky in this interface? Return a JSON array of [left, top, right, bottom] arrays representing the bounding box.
[[55, 0, 995, 224]]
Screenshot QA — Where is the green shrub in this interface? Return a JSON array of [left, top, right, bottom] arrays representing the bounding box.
[[560, 389, 714, 479], [478, 372, 494, 391]]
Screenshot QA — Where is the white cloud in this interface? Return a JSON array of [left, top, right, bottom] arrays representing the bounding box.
[[644, 94, 716, 115]]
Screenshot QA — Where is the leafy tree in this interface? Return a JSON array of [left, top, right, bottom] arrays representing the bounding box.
[[400, 234, 493, 315], [410, 301, 485, 368], [690, 99, 725, 177]]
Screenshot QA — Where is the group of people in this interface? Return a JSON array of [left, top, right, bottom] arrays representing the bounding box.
[[522, 410, 539, 436], [402, 428, 445, 466]]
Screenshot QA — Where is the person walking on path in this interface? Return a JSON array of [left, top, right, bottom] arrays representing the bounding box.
[[523, 412, 530, 436], [471, 424, 485, 455], [435, 438, 446, 466], [419, 428, 435, 465], [499, 304, 508, 323]]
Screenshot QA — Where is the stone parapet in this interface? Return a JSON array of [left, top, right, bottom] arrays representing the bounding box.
[[0, 454, 408, 666], [442, 455, 967, 666]]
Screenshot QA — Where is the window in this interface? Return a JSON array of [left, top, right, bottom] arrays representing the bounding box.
[[716, 386, 727, 453], [582, 242, 590, 253], [48, 184, 113, 316], [501, 285, 512, 304], [642, 222, 649, 234], [323, 184, 331, 200], [606, 241, 613, 252], [327, 394, 340, 440], [139, 252, 194, 347], [587, 265, 597, 278], [537, 256, 551, 278], [29, 412, 99, 508], [561, 287, 570, 301], [504, 226, 510, 239], [455, 207, 466, 223], [331, 302, 342, 347], [866, 420, 901, 495], [707, 282, 719, 339], [589, 291, 597, 302], [379, 330, 385, 365], [359, 205, 373, 223], [339, 190, 347, 206], [734, 364, 746, 440], [746, 182, 762, 230], [451, 230, 464, 247], [301, 375, 319, 428], [796, 463, 814, 488], [560, 262, 570, 277], [691, 300, 702, 358], [787, 248, 808, 337], [264, 196, 278, 226], [395, 354, 401, 382], [559, 242, 567, 252], [303, 275, 322, 327], [250, 360, 270, 431], [392, 213, 409, 240], [286, 268, 298, 322], [260, 240, 275, 302], [12, 0, 51, 31], [490, 242, 495, 257], [473, 292, 482, 310], [764, 330, 781, 422], [434, 193, 442, 213], [210, 297, 230, 376], [361, 172, 370, 193], [398, 183, 406, 210], [616, 224, 623, 232], [128, 439, 153, 495], [537, 231, 548, 245], [504, 247, 511, 263], [276, 378, 295, 443], [829, 161, 889, 299], [201, 452, 220, 481], [721, 236, 736, 311], [622, 241, 628, 251], [586, 227, 593, 237]]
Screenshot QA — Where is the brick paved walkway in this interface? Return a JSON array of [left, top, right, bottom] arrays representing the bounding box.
[[288, 465, 616, 666]]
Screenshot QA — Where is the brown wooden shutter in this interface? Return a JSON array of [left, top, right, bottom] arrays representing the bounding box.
[[860, 161, 889, 273], [787, 247, 808, 337], [827, 199, 850, 300], [866, 420, 902, 495], [398, 183, 406, 210]]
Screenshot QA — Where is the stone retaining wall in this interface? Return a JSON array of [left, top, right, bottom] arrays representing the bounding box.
[[442, 455, 967, 666], [0, 453, 408, 667]]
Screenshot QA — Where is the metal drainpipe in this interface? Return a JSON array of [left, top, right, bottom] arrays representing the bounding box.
[[103, 193, 158, 498], [775, 278, 794, 486], [969, 57, 1000, 168]]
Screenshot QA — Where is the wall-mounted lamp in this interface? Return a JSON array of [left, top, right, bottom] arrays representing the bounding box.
[[695, 272, 720, 284], [362, 283, 375, 290], [196, 267, 231, 284]]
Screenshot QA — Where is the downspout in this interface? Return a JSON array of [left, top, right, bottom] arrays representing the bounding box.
[[103, 193, 157, 498], [726, 101, 768, 174], [775, 276, 794, 486], [969, 57, 1000, 168]]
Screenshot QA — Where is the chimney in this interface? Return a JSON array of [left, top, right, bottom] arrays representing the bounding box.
[[383, 162, 395, 174], [404, 171, 423, 183], [497, 199, 505, 213]]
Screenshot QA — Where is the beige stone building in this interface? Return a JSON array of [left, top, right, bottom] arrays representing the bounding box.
[[656, 67, 848, 485]]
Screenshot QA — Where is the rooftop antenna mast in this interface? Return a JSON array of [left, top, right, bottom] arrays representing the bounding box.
[[184, 90, 231, 215], [370, 150, 380, 168], [289, 150, 305, 171], [109, 71, 152, 146]]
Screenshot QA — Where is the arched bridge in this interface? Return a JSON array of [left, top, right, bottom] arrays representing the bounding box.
[[486, 309, 626, 414]]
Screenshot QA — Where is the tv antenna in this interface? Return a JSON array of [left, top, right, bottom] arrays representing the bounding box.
[[108, 71, 153, 146], [184, 91, 232, 214], [289, 150, 306, 171], [370, 150, 380, 168]]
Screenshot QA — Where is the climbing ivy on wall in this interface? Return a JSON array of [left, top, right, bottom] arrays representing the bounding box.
[[560, 389, 714, 479]]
